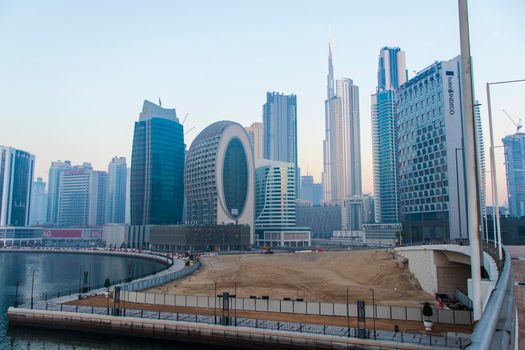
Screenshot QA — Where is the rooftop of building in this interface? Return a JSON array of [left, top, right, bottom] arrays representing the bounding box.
[[139, 99, 178, 123]]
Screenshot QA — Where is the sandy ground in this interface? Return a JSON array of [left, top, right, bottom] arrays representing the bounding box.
[[148, 250, 433, 307], [67, 295, 472, 334]]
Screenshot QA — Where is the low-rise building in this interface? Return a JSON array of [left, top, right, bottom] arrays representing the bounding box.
[[0, 227, 42, 246], [149, 225, 251, 252], [42, 227, 103, 247], [362, 223, 402, 246]]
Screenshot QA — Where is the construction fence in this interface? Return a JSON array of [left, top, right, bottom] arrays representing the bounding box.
[[120, 290, 472, 326]]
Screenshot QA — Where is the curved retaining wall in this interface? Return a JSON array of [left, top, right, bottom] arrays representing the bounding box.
[[7, 308, 446, 350]]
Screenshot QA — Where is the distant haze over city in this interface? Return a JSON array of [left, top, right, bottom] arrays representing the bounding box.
[[0, 0, 523, 204]]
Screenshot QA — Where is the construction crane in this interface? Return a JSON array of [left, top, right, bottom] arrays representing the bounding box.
[[502, 109, 522, 133], [184, 126, 195, 136], [182, 113, 189, 125]]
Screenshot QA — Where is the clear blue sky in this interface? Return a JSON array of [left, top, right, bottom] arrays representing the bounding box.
[[1, 0, 523, 204]]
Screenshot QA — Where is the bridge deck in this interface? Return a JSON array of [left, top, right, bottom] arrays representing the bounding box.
[[507, 246, 525, 350]]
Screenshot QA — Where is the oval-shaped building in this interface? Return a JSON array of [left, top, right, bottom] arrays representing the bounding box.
[[185, 121, 255, 244]]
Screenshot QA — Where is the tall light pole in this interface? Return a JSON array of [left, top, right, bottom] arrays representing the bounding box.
[[458, 0, 483, 321], [486, 79, 525, 260]]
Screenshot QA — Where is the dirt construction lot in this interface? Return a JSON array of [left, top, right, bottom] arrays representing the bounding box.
[[148, 250, 433, 307]]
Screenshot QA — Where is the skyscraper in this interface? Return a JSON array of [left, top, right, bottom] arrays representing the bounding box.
[[106, 156, 127, 224], [397, 56, 485, 240], [29, 177, 48, 225], [46, 160, 72, 225], [262, 92, 298, 195], [0, 146, 35, 226], [371, 47, 407, 224], [57, 163, 107, 227], [130, 100, 185, 225], [503, 132, 525, 217], [245, 122, 264, 160], [185, 121, 255, 243], [322, 43, 362, 203]]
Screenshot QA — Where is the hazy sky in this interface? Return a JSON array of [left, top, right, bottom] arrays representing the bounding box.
[[1, 0, 523, 205]]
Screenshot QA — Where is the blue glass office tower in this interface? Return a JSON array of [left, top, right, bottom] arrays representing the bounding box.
[[263, 92, 298, 196], [0, 146, 35, 226], [130, 100, 185, 225], [371, 47, 407, 224], [503, 132, 525, 217]]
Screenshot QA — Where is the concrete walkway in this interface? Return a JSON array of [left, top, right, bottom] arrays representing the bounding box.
[[507, 246, 525, 350]]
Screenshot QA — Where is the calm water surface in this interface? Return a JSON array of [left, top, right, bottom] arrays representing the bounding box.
[[0, 251, 223, 349]]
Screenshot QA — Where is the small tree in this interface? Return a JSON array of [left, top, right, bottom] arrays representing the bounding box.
[[104, 278, 111, 290], [185, 260, 191, 267], [422, 302, 433, 319]]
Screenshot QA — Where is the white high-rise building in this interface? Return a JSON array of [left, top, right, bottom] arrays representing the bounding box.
[[57, 163, 107, 227], [245, 122, 264, 160], [46, 160, 72, 225], [255, 160, 296, 228], [0, 146, 35, 226], [322, 43, 362, 204]]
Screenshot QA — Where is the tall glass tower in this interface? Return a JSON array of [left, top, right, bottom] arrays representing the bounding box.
[[503, 132, 525, 217], [322, 42, 362, 204], [130, 100, 185, 225], [262, 92, 298, 196], [371, 47, 407, 224], [106, 156, 127, 224], [0, 146, 35, 226]]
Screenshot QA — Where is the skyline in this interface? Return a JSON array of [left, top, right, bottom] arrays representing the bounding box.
[[1, 0, 524, 205]]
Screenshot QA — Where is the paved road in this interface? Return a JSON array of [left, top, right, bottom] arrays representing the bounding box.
[[507, 246, 525, 350]]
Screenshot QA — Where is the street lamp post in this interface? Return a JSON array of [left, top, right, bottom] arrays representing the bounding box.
[[30, 270, 35, 310], [369, 288, 376, 339], [486, 79, 525, 260]]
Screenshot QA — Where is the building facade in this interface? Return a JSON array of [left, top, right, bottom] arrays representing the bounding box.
[[254, 160, 309, 247], [149, 224, 251, 252], [262, 92, 299, 195], [106, 156, 127, 223], [322, 43, 362, 203], [296, 203, 341, 239], [46, 160, 72, 225], [397, 56, 485, 241], [245, 122, 264, 160], [0, 146, 35, 226], [29, 177, 48, 225], [185, 121, 255, 243], [503, 132, 525, 217], [57, 163, 107, 227], [255, 160, 296, 228], [371, 47, 407, 224], [130, 100, 185, 225], [341, 194, 375, 231]]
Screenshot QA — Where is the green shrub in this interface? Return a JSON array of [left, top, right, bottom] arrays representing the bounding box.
[[422, 302, 433, 317]]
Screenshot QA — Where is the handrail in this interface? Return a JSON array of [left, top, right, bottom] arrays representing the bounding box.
[[466, 247, 516, 349]]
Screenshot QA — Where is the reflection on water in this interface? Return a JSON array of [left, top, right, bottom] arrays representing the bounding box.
[[8, 327, 225, 349], [0, 252, 222, 349]]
